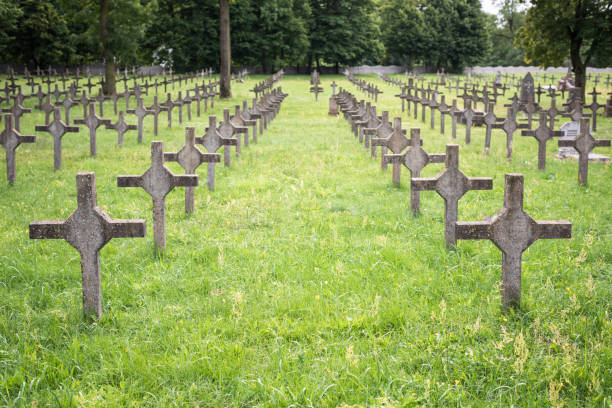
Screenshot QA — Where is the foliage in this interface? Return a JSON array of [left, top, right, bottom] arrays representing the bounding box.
[[480, 0, 527, 66], [379, 0, 428, 67], [0, 0, 22, 57]]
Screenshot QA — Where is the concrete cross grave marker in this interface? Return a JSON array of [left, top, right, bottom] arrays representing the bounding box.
[[117, 141, 198, 248], [126, 97, 153, 143], [218, 108, 247, 160], [35, 109, 79, 170], [1, 114, 36, 184], [483, 102, 504, 155], [586, 87, 603, 132], [74, 104, 111, 156], [76, 91, 93, 120], [449, 100, 460, 140], [164, 127, 220, 213], [197, 116, 237, 187], [384, 126, 445, 213], [29, 172, 146, 319], [243, 100, 261, 143], [492, 107, 529, 159], [56, 94, 77, 125], [558, 118, 611, 185], [461, 100, 476, 144], [520, 112, 564, 170], [330, 81, 338, 96], [234, 105, 256, 147], [38, 94, 55, 125], [147, 96, 168, 136], [412, 144, 492, 247], [1, 96, 32, 132], [106, 111, 137, 147], [456, 173, 571, 309]]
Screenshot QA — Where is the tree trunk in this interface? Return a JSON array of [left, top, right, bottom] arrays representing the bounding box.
[[569, 33, 586, 101], [219, 0, 231, 98], [335, 62, 339, 74], [100, 0, 115, 95]]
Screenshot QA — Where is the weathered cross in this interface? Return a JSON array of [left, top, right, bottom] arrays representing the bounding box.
[[164, 127, 220, 213], [520, 112, 564, 170], [412, 144, 492, 247], [1, 96, 32, 132], [1, 114, 36, 184], [492, 107, 529, 159], [147, 96, 168, 136], [456, 173, 571, 309], [117, 141, 198, 248], [370, 115, 407, 172], [558, 118, 611, 185], [218, 108, 247, 162], [35, 109, 79, 170], [29, 172, 146, 319], [74, 104, 111, 156], [106, 111, 137, 147], [197, 116, 237, 189], [126, 97, 153, 143]]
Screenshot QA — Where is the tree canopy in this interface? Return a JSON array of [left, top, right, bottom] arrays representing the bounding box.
[[1, 0, 609, 73]]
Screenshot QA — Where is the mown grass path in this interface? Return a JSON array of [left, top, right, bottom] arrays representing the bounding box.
[[0, 75, 610, 406]]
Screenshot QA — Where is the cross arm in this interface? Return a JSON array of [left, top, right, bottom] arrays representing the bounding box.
[[109, 219, 146, 238], [163, 152, 179, 162], [467, 178, 493, 190], [173, 174, 198, 187], [232, 125, 248, 134], [201, 153, 221, 163], [29, 220, 65, 239], [20, 135, 36, 143], [455, 221, 492, 240], [521, 130, 535, 137], [428, 154, 446, 163], [411, 177, 438, 191], [595, 139, 611, 147], [221, 137, 238, 146], [383, 154, 404, 164], [117, 175, 142, 188], [34, 125, 49, 132], [536, 220, 571, 239], [557, 140, 575, 148]]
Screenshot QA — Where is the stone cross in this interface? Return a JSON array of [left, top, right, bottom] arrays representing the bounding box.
[[117, 141, 198, 248], [56, 94, 77, 125], [197, 116, 237, 188], [371, 116, 408, 173], [35, 109, 79, 170], [1, 96, 32, 132], [558, 118, 611, 185], [234, 105, 256, 147], [1, 114, 36, 184], [164, 127, 220, 212], [242, 100, 261, 143], [147, 96, 168, 136], [456, 173, 571, 309], [483, 102, 503, 155], [218, 108, 247, 162], [586, 87, 603, 132], [76, 91, 94, 120], [29, 172, 146, 319], [74, 104, 111, 156], [383, 123, 445, 213], [460, 100, 476, 144], [412, 144, 492, 247], [126, 97, 153, 143], [38, 94, 55, 125], [492, 107, 529, 159], [310, 84, 323, 101], [106, 111, 137, 147], [521, 112, 564, 170], [330, 81, 338, 96]]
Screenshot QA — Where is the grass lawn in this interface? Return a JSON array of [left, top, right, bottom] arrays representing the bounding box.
[[0, 73, 610, 407]]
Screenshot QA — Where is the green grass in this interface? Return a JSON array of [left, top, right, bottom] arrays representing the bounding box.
[[0, 73, 610, 407]]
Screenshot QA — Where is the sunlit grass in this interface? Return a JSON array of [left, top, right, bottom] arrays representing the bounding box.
[[0, 73, 610, 407]]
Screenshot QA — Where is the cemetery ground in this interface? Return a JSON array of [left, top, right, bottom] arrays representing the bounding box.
[[0, 74, 610, 407]]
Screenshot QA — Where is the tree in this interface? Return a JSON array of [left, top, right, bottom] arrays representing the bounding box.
[[2, 0, 73, 66], [379, 0, 428, 67], [219, 0, 231, 98], [0, 0, 22, 59], [480, 0, 527, 66], [516, 0, 612, 99], [307, 0, 383, 72]]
